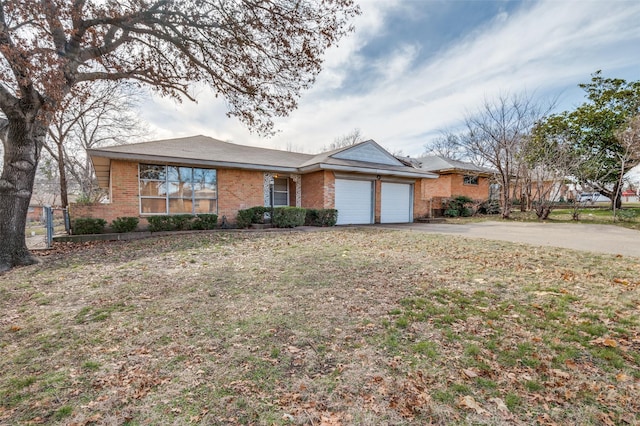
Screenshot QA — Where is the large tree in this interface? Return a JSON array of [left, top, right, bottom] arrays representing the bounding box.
[[537, 72, 640, 209], [0, 0, 359, 272]]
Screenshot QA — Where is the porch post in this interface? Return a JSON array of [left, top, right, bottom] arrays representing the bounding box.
[[263, 173, 273, 207], [291, 174, 302, 207]]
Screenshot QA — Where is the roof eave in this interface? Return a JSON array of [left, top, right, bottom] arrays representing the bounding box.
[[299, 163, 438, 179]]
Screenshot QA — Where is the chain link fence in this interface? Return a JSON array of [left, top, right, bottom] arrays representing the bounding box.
[[25, 206, 69, 249]]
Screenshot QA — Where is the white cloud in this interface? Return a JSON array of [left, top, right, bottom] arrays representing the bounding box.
[[140, 0, 640, 156]]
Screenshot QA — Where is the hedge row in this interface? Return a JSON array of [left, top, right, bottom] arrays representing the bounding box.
[[236, 206, 338, 228], [71, 214, 217, 235], [147, 214, 218, 232], [71, 207, 338, 235]]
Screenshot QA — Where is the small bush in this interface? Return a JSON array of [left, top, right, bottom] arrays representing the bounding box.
[[72, 217, 107, 235], [305, 209, 338, 227], [272, 207, 306, 228], [444, 208, 459, 217], [236, 206, 270, 228], [147, 214, 217, 231], [444, 195, 475, 217], [191, 214, 218, 230], [477, 199, 501, 215], [146, 216, 174, 232], [110, 217, 139, 233], [616, 209, 638, 222], [169, 214, 193, 231]]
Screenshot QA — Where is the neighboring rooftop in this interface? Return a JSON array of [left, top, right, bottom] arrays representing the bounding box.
[[413, 155, 495, 175]]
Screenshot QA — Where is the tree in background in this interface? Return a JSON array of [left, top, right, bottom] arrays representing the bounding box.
[[527, 118, 583, 219], [457, 93, 551, 219], [42, 82, 148, 207], [423, 132, 465, 161], [0, 0, 359, 272], [537, 72, 640, 210], [323, 128, 365, 151]]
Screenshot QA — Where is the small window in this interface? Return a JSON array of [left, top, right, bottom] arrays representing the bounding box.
[[463, 175, 479, 185]]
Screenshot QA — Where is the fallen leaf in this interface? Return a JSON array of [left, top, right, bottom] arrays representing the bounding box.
[[287, 346, 301, 354], [590, 337, 618, 347], [462, 368, 478, 378], [457, 395, 488, 415], [564, 359, 577, 369], [615, 373, 630, 382]]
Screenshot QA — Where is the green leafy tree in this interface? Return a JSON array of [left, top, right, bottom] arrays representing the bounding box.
[[0, 0, 359, 272], [536, 72, 640, 210]]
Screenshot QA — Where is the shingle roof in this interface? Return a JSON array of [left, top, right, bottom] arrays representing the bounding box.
[[413, 155, 495, 175], [88, 135, 438, 188]]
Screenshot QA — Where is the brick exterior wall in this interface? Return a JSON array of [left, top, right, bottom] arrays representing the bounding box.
[[217, 169, 264, 222], [374, 180, 382, 223], [70, 160, 141, 224], [301, 170, 334, 209]]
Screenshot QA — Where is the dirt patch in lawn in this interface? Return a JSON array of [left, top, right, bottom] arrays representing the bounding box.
[[1, 229, 639, 425]]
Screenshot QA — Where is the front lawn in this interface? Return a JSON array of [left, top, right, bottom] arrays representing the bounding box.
[[1, 229, 638, 425]]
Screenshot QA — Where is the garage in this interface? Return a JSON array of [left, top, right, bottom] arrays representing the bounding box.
[[335, 179, 374, 225], [381, 182, 413, 223]]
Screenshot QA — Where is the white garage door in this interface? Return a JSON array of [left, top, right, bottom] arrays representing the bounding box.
[[335, 179, 373, 225], [381, 182, 413, 223]]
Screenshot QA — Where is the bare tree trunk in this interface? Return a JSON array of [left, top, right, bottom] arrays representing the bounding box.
[[501, 177, 511, 219], [56, 138, 69, 208], [0, 117, 44, 272]]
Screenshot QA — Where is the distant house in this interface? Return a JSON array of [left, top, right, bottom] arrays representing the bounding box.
[[75, 135, 438, 226], [621, 189, 639, 203]]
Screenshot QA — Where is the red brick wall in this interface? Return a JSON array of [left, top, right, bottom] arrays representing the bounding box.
[[301, 170, 334, 209], [70, 160, 140, 224], [217, 169, 264, 221], [420, 174, 489, 201], [374, 180, 381, 223], [421, 175, 453, 198], [449, 174, 490, 200]]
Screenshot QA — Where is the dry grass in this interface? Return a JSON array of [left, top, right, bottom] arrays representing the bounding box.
[[1, 229, 639, 425]]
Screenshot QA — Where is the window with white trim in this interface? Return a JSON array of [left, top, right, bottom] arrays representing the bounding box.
[[139, 164, 217, 214], [272, 177, 289, 207]]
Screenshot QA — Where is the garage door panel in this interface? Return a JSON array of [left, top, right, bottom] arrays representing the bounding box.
[[335, 179, 373, 225], [381, 182, 412, 223]]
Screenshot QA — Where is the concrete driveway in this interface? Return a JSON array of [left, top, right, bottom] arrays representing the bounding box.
[[374, 221, 640, 258]]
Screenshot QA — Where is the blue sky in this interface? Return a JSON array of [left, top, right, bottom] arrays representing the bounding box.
[[140, 0, 640, 156]]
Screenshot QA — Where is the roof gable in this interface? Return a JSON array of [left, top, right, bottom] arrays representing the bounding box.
[[331, 140, 403, 166]]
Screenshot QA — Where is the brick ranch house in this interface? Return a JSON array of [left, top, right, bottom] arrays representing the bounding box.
[[74, 135, 440, 226]]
